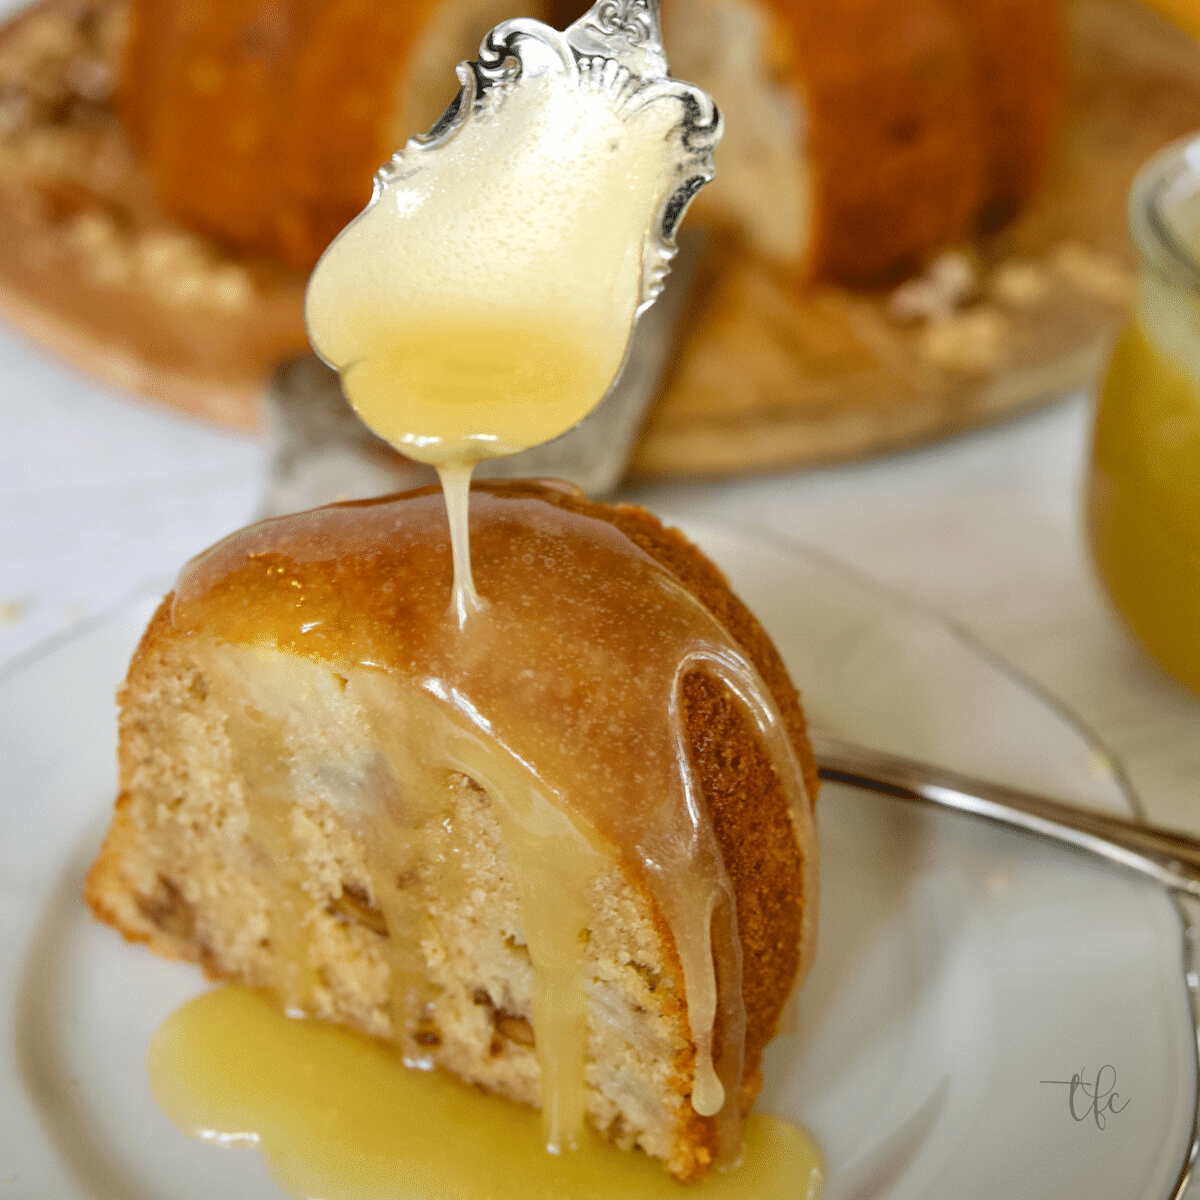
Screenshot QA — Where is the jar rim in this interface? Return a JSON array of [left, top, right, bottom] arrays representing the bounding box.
[[1131, 132, 1200, 294]]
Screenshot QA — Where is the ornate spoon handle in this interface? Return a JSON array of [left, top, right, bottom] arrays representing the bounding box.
[[811, 732, 1200, 896]]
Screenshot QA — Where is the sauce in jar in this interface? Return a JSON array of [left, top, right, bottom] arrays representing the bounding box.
[[1088, 135, 1200, 694]]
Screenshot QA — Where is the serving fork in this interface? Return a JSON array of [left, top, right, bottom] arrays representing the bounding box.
[[813, 731, 1200, 897]]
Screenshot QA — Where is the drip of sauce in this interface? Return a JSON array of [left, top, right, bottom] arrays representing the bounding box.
[[171, 488, 816, 1157], [148, 986, 824, 1200], [1089, 219, 1200, 694], [438, 461, 486, 624]]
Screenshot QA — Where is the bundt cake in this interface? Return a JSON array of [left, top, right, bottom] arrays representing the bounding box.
[[118, 0, 1064, 286], [84, 480, 819, 1182], [664, 0, 1066, 285]]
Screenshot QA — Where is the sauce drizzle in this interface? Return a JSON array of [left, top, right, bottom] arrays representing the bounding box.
[[171, 487, 816, 1152], [148, 985, 825, 1200]]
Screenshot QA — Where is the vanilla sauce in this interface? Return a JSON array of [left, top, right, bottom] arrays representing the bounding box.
[[149, 986, 823, 1200]]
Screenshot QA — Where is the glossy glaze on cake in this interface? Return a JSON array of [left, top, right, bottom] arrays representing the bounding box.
[[85, 481, 819, 1180]]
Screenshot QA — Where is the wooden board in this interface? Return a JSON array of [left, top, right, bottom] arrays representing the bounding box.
[[0, 0, 1196, 476]]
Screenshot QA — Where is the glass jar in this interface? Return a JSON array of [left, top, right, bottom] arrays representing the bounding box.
[[1088, 133, 1200, 694]]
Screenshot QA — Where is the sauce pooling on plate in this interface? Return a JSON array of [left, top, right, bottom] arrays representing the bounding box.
[[171, 486, 817, 1153], [148, 986, 825, 1200]]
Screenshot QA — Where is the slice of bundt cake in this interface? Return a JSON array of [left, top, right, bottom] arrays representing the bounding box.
[[84, 481, 819, 1181]]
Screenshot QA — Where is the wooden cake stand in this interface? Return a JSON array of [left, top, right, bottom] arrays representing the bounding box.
[[0, 0, 1197, 477]]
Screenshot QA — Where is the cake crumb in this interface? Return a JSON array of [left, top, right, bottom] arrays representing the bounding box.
[[63, 54, 113, 103], [920, 307, 1008, 371], [0, 599, 23, 624], [66, 213, 254, 310], [890, 250, 977, 322], [136, 230, 253, 310], [991, 260, 1050, 306], [1052, 242, 1136, 307], [68, 210, 132, 285], [0, 2, 252, 315]]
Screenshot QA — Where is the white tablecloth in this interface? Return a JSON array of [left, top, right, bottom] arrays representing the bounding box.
[[3, 316, 1196, 828]]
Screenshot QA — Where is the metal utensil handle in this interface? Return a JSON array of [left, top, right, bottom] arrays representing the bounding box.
[[812, 733, 1200, 896]]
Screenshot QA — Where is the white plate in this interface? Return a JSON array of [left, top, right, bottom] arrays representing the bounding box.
[[1, 525, 1197, 1200]]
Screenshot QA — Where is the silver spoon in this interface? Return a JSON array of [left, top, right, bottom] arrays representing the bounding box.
[[265, 0, 719, 515], [812, 730, 1200, 896]]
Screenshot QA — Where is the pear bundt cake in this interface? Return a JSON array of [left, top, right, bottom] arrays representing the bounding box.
[[119, 0, 1064, 286], [85, 481, 819, 1181]]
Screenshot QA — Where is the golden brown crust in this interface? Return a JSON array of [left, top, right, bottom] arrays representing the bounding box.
[[121, 0, 558, 269], [961, 0, 1067, 234], [448, 479, 819, 802], [83, 792, 152, 943], [771, 0, 985, 286], [120, 0, 446, 268], [272, 0, 445, 267]]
